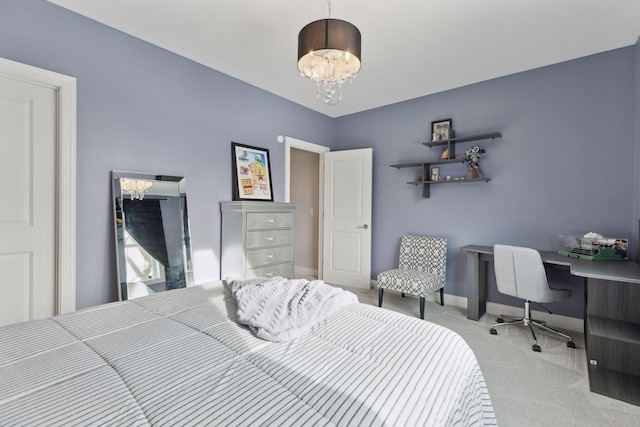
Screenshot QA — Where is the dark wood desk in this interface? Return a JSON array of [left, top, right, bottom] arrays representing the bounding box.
[[462, 244, 640, 405]]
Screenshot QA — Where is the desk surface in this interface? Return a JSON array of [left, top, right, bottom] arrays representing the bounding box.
[[463, 245, 640, 284]]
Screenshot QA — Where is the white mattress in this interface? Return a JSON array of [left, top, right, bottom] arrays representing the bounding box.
[[0, 282, 496, 426]]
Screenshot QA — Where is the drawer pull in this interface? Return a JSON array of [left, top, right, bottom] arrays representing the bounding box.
[[267, 218, 278, 224], [265, 236, 278, 242], [266, 253, 276, 259], [265, 271, 277, 277]]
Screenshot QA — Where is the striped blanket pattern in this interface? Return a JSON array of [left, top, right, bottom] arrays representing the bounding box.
[[0, 282, 496, 426]]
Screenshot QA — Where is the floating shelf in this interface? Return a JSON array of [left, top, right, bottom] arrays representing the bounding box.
[[422, 131, 502, 148], [390, 130, 502, 198], [391, 158, 463, 169], [407, 178, 491, 185]]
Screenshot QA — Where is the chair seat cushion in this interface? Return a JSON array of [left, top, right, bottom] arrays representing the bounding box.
[[377, 269, 445, 298]]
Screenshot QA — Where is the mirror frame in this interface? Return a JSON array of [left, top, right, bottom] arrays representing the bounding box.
[[111, 170, 194, 300]]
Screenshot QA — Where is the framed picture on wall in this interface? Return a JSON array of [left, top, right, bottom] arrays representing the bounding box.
[[231, 142, 274, 201], [431, 118, 453, 142], [431, 167, 440, 181]]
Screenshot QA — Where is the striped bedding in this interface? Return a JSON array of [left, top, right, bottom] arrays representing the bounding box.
[[0, 281, 496, 426]]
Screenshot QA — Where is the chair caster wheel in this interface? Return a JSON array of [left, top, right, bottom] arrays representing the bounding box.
[[490, 328, 497, 335], [567, 341, 576, 349], [532, 344, 541, 352], [496, 318, 504, 323]]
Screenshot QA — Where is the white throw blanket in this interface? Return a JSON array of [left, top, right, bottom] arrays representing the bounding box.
[[227, 276, 358, 342]]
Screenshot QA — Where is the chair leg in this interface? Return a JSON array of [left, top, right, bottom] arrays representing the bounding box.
[[420, 297, 425, 319], [439, 288, 444, 306], [378, 288, 383, 307]]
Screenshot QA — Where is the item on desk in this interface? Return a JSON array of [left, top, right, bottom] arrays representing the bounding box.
[[558, 234, 628, 261], [584, 232, 603, 239]]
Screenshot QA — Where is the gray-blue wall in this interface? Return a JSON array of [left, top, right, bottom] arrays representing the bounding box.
[[0, 0, 336, 308], [1, 1, 638, 319], [334, 47, 637, 318]]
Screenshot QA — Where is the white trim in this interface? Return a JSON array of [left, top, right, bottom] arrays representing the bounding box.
[[371, 280, 583, 332], [285, 136, 330, 280], [284, 137, 330, 202], [0, 57, 76, 315]]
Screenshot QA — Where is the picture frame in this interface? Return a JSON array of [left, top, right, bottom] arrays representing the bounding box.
[[431, 118, 453, 142], [231, 142, 274, 201], [431, 167, 440, 181]]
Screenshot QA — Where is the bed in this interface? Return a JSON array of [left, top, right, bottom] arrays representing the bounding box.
[[0, 281, 496, 426]]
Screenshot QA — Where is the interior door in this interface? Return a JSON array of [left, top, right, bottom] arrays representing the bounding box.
[[322, 148, 372, 288], [0, 74, 57, 326]]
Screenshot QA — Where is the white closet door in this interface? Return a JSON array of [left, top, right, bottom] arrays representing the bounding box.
[[0, 74, 57, 326]]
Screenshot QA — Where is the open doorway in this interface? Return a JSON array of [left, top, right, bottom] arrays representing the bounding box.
[[285, 137, 329, 280]]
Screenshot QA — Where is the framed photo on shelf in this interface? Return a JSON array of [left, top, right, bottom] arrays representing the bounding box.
[[431, 167, 440, 181], [231, 142, 274, 201], [431, 118, 453, 142]]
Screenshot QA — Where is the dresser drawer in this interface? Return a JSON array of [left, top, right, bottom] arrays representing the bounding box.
[[246, 212, 294, 230], [245, 246, 293, 269], [246, 229, 293, 249], [246, 262, 294, 279]]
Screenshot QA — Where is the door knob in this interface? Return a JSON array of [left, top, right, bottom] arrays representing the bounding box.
[[358, 224, 369, 229]]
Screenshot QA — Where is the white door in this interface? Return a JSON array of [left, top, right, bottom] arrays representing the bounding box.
[[0, 74, 57, 326], [322, 148, 372, 288]]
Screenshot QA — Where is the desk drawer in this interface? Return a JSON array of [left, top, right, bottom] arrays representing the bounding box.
[[246, 246, 293, 269], [246, 230, 292, 249], [246, 262, 293, 279], [246, 212, 293, 230]]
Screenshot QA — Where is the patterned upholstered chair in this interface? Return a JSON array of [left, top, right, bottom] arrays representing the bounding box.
[[377, 235, 447, 319]]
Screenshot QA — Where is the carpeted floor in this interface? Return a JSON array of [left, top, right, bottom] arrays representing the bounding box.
[[345, 286, 640, 427]]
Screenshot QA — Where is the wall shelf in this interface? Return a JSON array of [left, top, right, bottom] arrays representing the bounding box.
[[391, 130, 502, 198], [422, 131, 502, 148], [408, 177, 491, 185]]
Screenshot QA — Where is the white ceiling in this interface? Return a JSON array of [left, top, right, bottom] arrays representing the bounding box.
[[48, 0, 640, 118]]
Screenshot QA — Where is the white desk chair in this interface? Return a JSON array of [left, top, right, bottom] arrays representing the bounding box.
[[377, 235, 447, 319], [490, 244, 576, 352]]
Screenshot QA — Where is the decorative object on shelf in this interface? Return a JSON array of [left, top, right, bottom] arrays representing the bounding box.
[[418, 175, 423, 182], [431, 167, 440, 181], [297, 0, 362, 105], [463, 146, 486, 179], [440, 147, 450, 160], [446, 176, 451, 181], [120, 178, 153, 200], [231, 142, 274, 202], [431, 118, 454, 142]]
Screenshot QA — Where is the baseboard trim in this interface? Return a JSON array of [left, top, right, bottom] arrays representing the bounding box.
[[371, 280, 583, 333]]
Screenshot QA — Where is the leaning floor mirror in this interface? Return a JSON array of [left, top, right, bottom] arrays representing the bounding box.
[[111, 171, 194, 300]]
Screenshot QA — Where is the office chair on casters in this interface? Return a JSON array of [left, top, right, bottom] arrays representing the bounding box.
[[377, 235, 447, 319], [490, 244, 576, 352]]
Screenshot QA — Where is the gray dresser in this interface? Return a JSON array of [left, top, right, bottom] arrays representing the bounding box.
[[220, 201, 296, 280]]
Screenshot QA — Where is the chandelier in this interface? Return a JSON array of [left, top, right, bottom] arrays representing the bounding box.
[[120, 178, 153, 200], [297, 0, 361, 105]]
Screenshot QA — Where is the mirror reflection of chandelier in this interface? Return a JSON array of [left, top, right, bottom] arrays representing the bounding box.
[[297, 0, 361, 105], [120, 178, 153, 200]]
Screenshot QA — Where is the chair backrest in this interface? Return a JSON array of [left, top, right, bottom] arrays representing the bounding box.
[[398, 235, 447, 276], [493, 244, 551, 302]]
